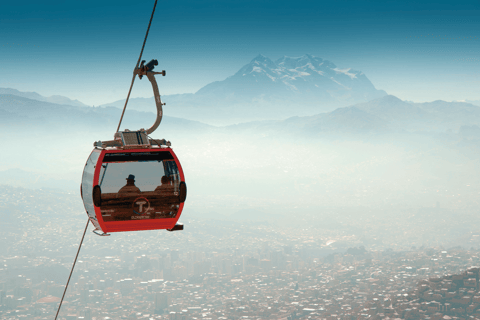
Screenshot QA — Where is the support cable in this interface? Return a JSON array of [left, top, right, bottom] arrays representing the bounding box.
[[54, 219, 90, 320], [116, 0, 159, 133]]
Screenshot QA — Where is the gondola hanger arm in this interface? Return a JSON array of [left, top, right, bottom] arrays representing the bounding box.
[[134, 59, 166, 135]]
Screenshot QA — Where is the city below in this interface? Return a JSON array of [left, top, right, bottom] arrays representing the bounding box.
[[1, 185, 480, 319]]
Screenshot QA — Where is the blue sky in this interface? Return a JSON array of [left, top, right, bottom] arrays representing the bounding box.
[[1, 0, 479, 105]]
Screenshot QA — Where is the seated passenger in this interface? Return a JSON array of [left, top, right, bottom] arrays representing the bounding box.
[[154, 176, 174, 195], [118, 174, 141, 193]]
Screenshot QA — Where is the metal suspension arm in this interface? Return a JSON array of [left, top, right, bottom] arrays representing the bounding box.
[[145, 71, 164, 135], [134, 59, 166, 135]]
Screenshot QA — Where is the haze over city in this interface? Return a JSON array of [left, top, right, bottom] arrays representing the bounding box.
[[2, 0, 480, 319]]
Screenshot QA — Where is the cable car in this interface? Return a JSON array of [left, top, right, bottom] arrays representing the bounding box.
[[81, 59, 186, 235], [58, 6, 186, 320]]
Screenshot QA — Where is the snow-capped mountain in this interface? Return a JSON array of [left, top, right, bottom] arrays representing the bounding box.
[[102, 54, 387, 124], [196, 54, 386, 105]]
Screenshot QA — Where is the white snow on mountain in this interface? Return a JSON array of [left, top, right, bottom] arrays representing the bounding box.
[[101, 54, 387, 124], [333, 68, 357, 79], [224, 54, 376, 96]]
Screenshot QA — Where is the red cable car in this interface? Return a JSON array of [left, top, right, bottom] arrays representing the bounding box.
[[81, 59, 186, 235], [58, 7, 185, 320]]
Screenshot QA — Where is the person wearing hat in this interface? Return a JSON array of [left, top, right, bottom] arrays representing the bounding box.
[[118, 174, 141, 193]]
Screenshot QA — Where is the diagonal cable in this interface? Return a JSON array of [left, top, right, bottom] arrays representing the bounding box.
[[116, 0, 159, 133], [55, 219, 90, 320]]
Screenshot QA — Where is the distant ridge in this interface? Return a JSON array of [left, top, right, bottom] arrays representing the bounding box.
[[456, 99, 480, 107], [3, 91, 480, 136], [226, 95, 480, 136], [0, 87, 88, 107], [353, 95, 428, 122], [0, 94, 214, 133]]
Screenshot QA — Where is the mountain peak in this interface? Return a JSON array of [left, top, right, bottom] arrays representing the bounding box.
[[251, 54, 269, 62], [353, 94, 427, 122], [275, 54, 337, 71], [249, 54, 276, 70], [355, 95, 409, 109], [196, 53, 386, 116]]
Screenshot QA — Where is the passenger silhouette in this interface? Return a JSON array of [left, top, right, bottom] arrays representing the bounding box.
[[118, 174, 141, 193], [155, 176, 174, 195], [154, 175, 177, 217]]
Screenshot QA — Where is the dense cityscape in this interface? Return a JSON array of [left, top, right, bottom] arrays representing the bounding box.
[[1, 185, 480, 319]]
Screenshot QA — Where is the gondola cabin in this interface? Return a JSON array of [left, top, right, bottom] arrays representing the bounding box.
[[81, 134, 186, 234]]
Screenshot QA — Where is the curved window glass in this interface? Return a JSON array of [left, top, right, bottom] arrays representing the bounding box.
[[98, 151, 181, 221], [81, 150, 101, 221]]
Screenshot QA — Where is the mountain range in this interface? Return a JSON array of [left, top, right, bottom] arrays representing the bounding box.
[[0, 88, 87, 108], [100, 54, 387, 124], [195, 54, 386, 105], [225, 95, 480, 137], [3, 89, 480, 138], [2, 88, 480, 194], [2, 52, 480, 140], [2, 53, 479, 135], [0, 94, 210, 135]]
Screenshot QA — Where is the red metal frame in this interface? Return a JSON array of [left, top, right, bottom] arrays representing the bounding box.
[[92, 147, 185, 233]]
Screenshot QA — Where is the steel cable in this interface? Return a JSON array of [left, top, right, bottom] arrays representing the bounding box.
[[116, 0, 159, 133], [54, 219, 90, 320]]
